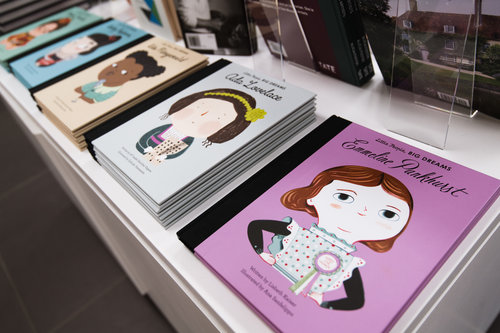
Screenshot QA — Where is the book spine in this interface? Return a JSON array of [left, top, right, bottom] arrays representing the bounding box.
[[317, 0, 374, 86], [341, 0, 374, 84]]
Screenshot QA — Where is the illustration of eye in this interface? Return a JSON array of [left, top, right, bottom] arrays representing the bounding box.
[[121, 69, 127, 75], [112, 63, 117, 67], [378, 209, 400, 221], [333, 192, 354, 203]]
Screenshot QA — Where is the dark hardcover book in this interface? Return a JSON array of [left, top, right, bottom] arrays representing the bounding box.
[[174, 0, 257, 55], [250, 0, 374, 86], [177, 114, 500, 332], [315, 0, 374, 86], [85, 58, 232, 159]]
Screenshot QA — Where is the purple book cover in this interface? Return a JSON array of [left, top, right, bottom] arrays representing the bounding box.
[[193, 121, 500, 332]]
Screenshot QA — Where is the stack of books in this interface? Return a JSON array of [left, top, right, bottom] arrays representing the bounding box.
[[33, 36, 208, 149], [90, 59, 316, 226]]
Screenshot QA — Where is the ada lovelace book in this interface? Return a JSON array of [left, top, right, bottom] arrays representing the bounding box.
[[178, 116, 500, 332], [91, 61, 316, 225]]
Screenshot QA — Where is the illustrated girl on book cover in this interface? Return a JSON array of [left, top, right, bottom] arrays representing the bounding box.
[[136, 88, 266, 165], [0, 18, 71, 50], [247, 165, 413, 310], [36, 34, 121, 67], [74, 50, 165, 104]]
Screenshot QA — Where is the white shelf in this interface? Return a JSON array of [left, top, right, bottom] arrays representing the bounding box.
[[2, 39, 500, 332]]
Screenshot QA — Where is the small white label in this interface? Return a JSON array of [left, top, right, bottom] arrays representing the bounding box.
[[267, 40, 288, 57], [185, 33, 218, 50]]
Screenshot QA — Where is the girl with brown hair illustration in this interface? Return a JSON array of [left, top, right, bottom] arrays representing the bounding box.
[[1, 18, 71, 50], [74, 50, 165, 104], [36, 33, 121, 67], [247, 165, 413, 310], [136, 88, 266, 165]]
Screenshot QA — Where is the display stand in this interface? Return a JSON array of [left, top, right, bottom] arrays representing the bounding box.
[[1, 1, 500, 331], [245, 0, 315, 80], [385, 0, 480, 149]]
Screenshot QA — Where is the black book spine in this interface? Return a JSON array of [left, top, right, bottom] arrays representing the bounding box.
[[177, 116, 352, 252], [317, 0, 373, 86]]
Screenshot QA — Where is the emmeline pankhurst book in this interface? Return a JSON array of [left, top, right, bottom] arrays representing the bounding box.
[[33, 36, 208, 149], [178, 115, 500, 332], [91, 60, 316, 226]]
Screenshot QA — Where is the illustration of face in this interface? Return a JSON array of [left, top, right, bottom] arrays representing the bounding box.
[[170, 98, 238, 138], [60, 36, 97, 55], [307, 180, 410, 245], [29, 22, 58, 36], [97, 57, 143, 87]]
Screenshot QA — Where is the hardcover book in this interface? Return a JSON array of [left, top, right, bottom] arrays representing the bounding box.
[[304, 0, 374, 85], [33, 36, 208, 149], [10, 19, 150, 90], [174, 0, 257, 55], [250, 0, 374, 86], [91, 60, 316, 225], [0, 6, 102, 69], [178, 116, 500, 332]]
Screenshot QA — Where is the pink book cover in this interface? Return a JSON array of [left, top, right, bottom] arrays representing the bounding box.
[[181, 117, 500, 332]]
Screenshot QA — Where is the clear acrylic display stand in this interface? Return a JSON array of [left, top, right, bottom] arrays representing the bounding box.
[[245, 0, 315, 81], [385, 0, 479, 149]]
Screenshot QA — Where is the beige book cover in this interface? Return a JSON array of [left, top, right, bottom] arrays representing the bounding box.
[[34, 36, 207, 134]]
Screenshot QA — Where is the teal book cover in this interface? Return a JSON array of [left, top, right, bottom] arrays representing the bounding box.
[[10, 20, 149, 89], [0, 7, 101, 68]]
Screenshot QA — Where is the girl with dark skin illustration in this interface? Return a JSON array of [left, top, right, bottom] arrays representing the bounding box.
[[248, 165, 413, 310], [74, 50, 165, 104]]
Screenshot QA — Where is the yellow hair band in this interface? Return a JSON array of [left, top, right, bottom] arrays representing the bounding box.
[[204, 92, 266, 122]]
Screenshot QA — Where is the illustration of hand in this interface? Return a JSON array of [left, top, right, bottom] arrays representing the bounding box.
[[259, 252, 276, 265]]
